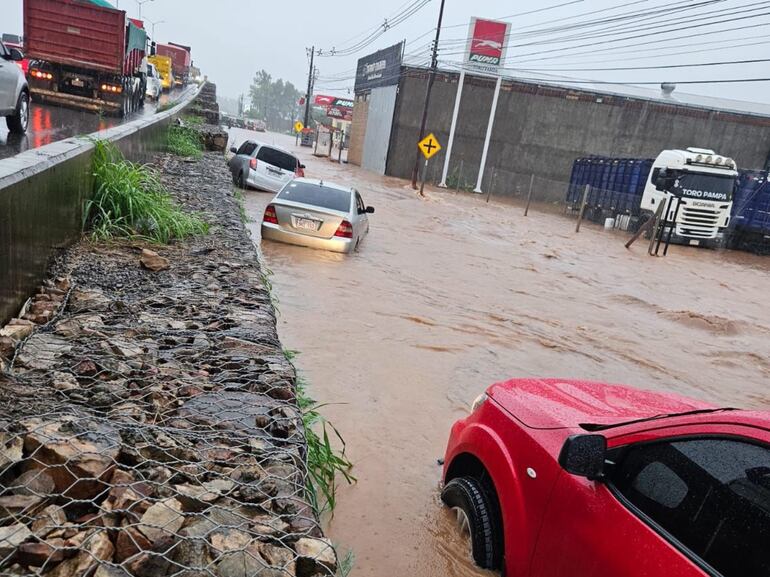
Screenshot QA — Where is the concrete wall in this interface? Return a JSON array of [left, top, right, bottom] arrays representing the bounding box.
[[362, 85, 399, 175], [386, 69, 770, 202], [0, 86, 202, 325], [348, 95, 369, 166]]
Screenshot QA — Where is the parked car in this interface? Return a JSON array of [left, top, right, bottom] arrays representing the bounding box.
[[145, 62, 162, 101], [228, 140, 305, 193], [441, 378, 769, 576], [1, 34, 28, 75], [261, 178, 374, 253], [0, 40, 29, 134]]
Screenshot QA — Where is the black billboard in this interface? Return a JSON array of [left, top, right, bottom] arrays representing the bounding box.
[[355, 42, 404, 94]]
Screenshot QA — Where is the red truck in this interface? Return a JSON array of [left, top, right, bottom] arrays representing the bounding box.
[[442, 378, 769, 576], [156, 42, 191, 87], [24, 0, 148, 116]]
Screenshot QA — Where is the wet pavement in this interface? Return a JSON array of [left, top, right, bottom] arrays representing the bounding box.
[[0, 87, 194, 160], [241, 131, 770, 576]]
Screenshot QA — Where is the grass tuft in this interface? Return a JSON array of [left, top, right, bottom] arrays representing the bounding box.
[[167, 124, 204, 158], [286, 353, 355, 516], [85, 140, 208, 244]]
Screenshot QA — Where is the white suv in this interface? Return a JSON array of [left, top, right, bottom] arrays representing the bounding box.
[[227, 140, 305, 193], [0, 40, 29, 134]]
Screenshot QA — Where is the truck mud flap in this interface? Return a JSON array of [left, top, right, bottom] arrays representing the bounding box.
[[30, 88, 122, 115]]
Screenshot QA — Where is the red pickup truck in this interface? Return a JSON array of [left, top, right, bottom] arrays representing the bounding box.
[[442, 378, 769, 577]]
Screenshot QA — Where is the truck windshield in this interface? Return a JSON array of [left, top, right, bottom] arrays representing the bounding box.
[[673, 172, 735, 202]]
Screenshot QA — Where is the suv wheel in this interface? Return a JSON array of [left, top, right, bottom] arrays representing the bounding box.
[[6, 90, 29, 134], [441, 477, 503, 570]]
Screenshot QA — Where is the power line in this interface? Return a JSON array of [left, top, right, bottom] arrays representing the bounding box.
[[508, 14, 770, 64], [512, 57, 770, 73]]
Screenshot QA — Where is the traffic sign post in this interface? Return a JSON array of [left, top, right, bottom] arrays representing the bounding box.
[[418, 133, 442, 196]]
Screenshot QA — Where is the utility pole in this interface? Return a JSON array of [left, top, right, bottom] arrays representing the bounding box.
[[304, 46, 315, 128], [411, 0, 446, 189]]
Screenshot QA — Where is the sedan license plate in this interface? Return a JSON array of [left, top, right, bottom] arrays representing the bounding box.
[[295, 217, 319, 231]]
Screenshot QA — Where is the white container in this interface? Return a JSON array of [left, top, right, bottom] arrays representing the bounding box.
[[604, 217, 615, 230]]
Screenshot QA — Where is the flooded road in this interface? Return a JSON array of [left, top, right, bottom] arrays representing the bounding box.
[[0, 87, 195, 160], [242, 131, 770, 576]]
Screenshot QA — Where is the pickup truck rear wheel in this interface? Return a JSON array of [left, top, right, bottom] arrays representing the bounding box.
[[441, 477, 502, 570]]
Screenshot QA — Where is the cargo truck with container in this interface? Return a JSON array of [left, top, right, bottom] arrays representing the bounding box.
[[567, 148, 738, 247], [157, 43, 191, 87], [24, 0, 147, 117]]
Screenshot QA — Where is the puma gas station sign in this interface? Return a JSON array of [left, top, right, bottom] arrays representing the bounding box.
[[466, 17, 510, 74]]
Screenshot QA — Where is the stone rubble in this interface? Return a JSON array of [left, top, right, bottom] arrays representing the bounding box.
[[0, 109, 336, 575]]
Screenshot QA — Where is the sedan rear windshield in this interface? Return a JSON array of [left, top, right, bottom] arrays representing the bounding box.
[[278, 182, 351, 212]]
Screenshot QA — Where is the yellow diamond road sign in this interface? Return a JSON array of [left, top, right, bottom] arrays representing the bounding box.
[[418, 133, 442, 160], [294, 121, 304, 133]]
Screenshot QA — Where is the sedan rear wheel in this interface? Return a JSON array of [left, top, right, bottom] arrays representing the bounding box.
[[6, 91, 29, 134], [441, 477, 502, 570]]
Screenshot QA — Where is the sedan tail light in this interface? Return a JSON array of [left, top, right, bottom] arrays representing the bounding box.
[[334, 220, 353, 239], [263, 205, 278, 224], [250, 158, 257, 170]]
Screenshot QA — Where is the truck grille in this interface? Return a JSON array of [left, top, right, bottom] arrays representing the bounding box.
[[677, 206, 721, 239]]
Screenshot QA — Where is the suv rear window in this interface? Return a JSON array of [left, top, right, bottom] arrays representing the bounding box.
[[278, 182, 351, 213], [257, 147, 298, 172]]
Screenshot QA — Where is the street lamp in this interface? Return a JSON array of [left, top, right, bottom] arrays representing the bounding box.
[[146, 19, 165, 40], [135, 0, 154, 19]]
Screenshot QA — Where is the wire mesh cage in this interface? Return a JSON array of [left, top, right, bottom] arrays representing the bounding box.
[[0, 152, 337, 577]]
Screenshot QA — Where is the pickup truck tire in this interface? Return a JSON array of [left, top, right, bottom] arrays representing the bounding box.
[[6, 90, 29, 134], [441, 477, 502, 570]]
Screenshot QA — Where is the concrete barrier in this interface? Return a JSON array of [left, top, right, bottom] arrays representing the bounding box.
[[0, 84, 204, 325]]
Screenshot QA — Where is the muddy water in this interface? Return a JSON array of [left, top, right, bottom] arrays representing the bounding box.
[[242, 132, 770, 577]]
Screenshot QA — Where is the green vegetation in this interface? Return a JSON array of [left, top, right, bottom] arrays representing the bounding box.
[[446, 164, 474, 192], [156, 100, 177, 113], [248, 69, 302, 132], [167, 124, 204, 158], [297, 378, 355, 514], [85, 140, 208, 243], [284, 349, 355, 515], [337, 550, 355, 577], [233, 187, 249, 224], [182, 114, 204, 127]]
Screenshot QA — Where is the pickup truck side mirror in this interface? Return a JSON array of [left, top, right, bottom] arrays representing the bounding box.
[[558, 434, 607, 480], [229, 146, 238, 154], [654, 169, 677, 192], [8, 48, 24, 62], [365, 206, 375, 214]]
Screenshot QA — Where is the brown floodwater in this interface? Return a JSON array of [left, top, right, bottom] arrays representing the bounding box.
[[241, 131, 770, 577]]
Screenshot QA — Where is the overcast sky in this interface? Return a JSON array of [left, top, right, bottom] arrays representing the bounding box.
[[7, 0, 770, 104]]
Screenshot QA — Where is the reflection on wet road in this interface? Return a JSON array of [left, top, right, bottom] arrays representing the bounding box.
[[243, 132, 770, 577], [0, 88, 193, 160]]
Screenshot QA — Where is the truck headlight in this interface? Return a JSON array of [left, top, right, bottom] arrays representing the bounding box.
[[471, 393, 488, 413]]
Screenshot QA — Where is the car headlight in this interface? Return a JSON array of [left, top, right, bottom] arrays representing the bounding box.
[[471, 393, 488, 413]]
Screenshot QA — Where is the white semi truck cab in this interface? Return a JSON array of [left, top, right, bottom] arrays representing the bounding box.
[[640, 148, 737, 246]]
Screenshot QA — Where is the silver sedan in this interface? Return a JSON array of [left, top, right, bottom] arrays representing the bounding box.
[[261, 178, 374, 253]]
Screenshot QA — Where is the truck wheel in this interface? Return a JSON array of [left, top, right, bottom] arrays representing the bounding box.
[[441, 477, 502, 570], [6, 91, 30, 134]]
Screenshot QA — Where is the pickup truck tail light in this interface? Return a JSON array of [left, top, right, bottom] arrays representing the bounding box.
[[334, 220, 353, 239], [250, 158, 257, 170], [263, 205, 278, 225]]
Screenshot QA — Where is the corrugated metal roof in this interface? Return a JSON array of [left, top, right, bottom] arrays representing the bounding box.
[[508, 72, 770, 119]]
